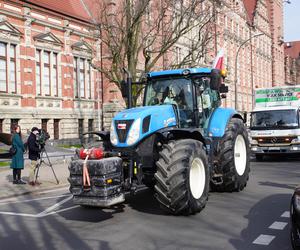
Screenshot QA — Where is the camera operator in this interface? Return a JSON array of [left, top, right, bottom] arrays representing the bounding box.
[[28, 127, 41, 186]]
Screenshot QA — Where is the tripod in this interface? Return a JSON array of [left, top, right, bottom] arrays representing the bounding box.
[[34, 146, 59, 184]]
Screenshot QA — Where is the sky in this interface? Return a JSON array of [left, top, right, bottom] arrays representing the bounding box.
[[284, 1, 300, 42]]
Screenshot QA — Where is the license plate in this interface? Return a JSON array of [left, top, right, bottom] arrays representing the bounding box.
[[269, 147, 280, 150]]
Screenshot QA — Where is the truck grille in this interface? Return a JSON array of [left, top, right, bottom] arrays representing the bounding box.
[[115, 120, 134, 143], [254, 136, 296, 144]]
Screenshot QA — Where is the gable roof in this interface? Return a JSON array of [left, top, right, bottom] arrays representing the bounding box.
[[71, 40, 93, 53], [0, 21, 22, 35], [33, 32, 63, 45], [22, 0, 93, 23]]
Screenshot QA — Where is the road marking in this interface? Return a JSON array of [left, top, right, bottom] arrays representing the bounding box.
[[253, 234, 275, 245], [0, 186, 69, 204], [36, 186, 69, 195], [281, 211, 290, 218], [0, 211, 38, 218], [0, 195, 74, 218], [37, 196, 73, 217], [0, 194, 70, 206], [46, 205, 79, 215], [269, 221, 288, 230]]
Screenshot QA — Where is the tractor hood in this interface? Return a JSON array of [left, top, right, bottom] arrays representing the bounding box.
[[110, 105, 177, 147]]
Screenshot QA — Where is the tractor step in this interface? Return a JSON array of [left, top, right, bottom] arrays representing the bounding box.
[[211, 174, 223, 185]]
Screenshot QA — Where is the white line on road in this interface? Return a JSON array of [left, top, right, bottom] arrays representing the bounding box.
[[46, 205, 79, 215], [0, 195, 74, 218], [253, 234, 275, 245], [0, 194, 70, 206], [281, 211, 290, 218], [37, 196, 73, 217], [0, 211, 39, 218], [269, 221, 288, 230]]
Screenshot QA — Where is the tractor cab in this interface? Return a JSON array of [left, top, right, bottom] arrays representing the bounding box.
[[144, 68, 227, 129]]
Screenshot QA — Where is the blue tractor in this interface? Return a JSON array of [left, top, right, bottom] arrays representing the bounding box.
[[68, 67, 250, 215]]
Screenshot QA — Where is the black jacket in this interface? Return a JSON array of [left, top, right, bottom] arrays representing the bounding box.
[[28, 133, 40, 160]]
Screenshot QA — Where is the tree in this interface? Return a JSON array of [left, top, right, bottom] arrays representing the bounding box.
[[92, 0, 221, 102]]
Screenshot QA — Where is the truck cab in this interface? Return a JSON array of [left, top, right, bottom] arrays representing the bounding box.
[[250, 106, 300, 160]]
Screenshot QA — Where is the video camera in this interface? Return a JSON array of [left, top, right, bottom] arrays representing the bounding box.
[[36, 129, 50, 147]]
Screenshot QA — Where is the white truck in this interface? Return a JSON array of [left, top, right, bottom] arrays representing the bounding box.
[[250, 85, 300, 160]]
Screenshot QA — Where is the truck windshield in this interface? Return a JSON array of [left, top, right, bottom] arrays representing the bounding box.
[[144, 77, 194, 127], [251, 109, 299, 130]]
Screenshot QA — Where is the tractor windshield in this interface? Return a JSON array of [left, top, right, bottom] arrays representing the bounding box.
[[144, 77, 194, 127]]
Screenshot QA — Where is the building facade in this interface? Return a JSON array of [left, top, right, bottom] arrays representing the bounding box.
[[284, 41, 300, 85], [0, 0, 103, 141]]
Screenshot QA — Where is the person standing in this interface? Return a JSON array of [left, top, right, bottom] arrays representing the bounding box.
[[28, 127, 41, 186], [10, 125, 26, 184]]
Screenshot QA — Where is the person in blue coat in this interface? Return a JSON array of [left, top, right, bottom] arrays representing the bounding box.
[[10, 125, 26, 184]]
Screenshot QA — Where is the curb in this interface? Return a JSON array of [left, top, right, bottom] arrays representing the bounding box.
[[0, 183, 70, 200]]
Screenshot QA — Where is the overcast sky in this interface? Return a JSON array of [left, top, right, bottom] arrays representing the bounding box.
[[284, 1, 300, 42]]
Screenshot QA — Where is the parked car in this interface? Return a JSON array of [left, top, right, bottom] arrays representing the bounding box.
[[291, 187, 300, 249]]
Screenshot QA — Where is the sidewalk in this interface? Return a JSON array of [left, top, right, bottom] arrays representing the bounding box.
[[0, 145, 75, 200]]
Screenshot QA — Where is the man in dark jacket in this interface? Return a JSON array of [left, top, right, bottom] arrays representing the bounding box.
[[28, 127, 40, 185]]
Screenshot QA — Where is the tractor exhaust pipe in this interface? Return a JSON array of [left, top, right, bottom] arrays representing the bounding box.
[[123, 68, 132, 109]]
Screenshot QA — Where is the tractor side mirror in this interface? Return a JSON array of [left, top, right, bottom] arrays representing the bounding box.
[[210, 69, 222, 91]]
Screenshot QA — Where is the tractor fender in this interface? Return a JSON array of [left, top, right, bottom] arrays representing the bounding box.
[[156, 127, 206, 146], [208, 107, 243, 138]]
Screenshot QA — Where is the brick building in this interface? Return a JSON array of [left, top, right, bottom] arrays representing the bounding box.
[[0, 0, 286, 141], [0, 0, 103, 141], [284, 41, 300, 85]]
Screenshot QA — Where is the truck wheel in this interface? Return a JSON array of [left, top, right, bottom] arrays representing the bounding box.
[[212, 118, 250, 192], [154, 139, 209, 215]]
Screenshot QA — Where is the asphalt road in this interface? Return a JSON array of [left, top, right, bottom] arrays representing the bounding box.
[[0, 157, 298, 250]]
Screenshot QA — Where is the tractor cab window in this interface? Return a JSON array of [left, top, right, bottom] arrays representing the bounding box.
[[144, 77, 194, 127], [194, 76, 220, 127]]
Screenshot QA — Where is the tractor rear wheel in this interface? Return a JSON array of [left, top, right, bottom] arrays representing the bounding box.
[[212, 118, 250, 192], [154, 139, 209, 215]]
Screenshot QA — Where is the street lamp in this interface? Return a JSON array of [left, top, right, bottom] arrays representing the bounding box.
[[234, 32, 264, 110]]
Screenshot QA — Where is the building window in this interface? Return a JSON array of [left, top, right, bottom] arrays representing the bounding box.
[[52, 53, 58, 96], [0, 43, 6, 92], [53, 119, 59, 140], [88, 119, 93, 140], [74, 57, 92, 99], [78, 119, 84, 138], [175, 46, 182, 65], [74, 57, 78, 98], [79, 59, 85, 98], [0, 42, 16, 93], [41, 119, 48, 132], [10, 45, 16, 93], [36, 50, 41, 95], [43, 51, 50, 96], [0, 119, 3, 133], [10, 119, 19, 133], [87, 63, 91, 99]]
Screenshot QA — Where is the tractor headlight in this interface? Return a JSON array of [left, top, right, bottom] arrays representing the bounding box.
[[126, 118, 141, 146], [110, 121, 118, 145]]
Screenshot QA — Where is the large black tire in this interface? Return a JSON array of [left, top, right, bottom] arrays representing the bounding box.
[[212, 118, 250, 192], [154, 139, 210, 215]]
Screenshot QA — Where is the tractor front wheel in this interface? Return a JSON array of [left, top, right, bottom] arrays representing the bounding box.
[[212, 118, 250, 192], [154, 139, 209, 215]]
